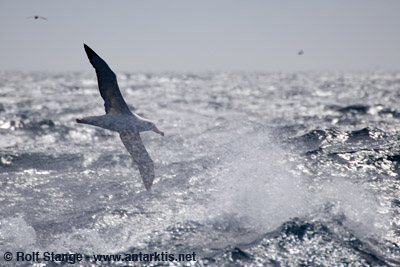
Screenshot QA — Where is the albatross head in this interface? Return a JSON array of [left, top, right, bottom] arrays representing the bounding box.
[[152, 124, 164, 136], [143, 120, 164, 136]]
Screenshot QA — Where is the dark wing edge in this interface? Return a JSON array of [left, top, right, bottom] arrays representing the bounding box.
[[119, 131, 155, 190], [83, 44, 131, 114]]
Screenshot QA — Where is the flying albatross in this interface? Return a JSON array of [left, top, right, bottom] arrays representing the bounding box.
[[27, 15, 47, 20], [77, 44, 164, 191]]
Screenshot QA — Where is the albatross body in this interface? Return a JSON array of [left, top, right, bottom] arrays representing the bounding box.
[[77, 44, 164, 191]]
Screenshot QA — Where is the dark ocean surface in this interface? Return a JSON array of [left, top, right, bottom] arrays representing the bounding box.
[[0, 71, 400, 266]]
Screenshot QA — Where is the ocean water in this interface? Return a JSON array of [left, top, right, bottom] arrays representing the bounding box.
[[0, 71, 399, 266]]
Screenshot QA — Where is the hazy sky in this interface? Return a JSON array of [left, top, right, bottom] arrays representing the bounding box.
[[1, 0, 399, 72]]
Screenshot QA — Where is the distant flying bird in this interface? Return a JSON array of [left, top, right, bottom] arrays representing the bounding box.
[[77, 44, 164, 191], [27, 15, 47, 20], [298, 50, 304, 55]]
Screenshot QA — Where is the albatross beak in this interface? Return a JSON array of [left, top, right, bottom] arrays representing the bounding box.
[[153, 126, 165, 136]]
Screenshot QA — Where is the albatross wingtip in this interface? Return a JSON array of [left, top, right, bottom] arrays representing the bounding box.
[[83, 44, 96, 61]]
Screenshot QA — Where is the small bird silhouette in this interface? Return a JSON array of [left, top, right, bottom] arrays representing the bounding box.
[[298, 50, 304, 55], [27, 16, 47, 20]]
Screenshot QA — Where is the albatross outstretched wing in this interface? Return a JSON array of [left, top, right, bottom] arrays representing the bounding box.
[[84, 44, 131, 114], [119, 131, 155, 190]]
